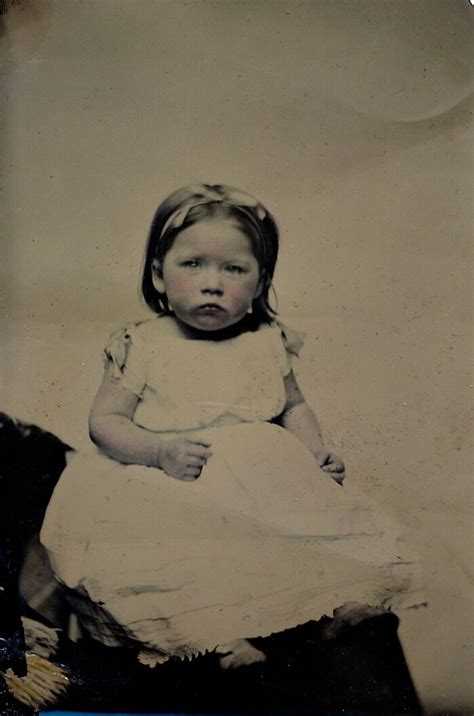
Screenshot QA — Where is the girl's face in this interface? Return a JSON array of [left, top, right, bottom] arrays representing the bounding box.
[[152, 219, 262, 332]]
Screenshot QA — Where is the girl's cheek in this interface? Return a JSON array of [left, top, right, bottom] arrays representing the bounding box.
[[165, 272, 194, 295], [226, 278, 260, 302]]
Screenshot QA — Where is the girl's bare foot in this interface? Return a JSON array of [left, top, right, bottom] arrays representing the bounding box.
[[322, 601, 388, 639], [216, 638, 266, 670]]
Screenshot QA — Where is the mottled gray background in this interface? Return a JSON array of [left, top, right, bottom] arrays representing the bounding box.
[[1, 0, 473, 711]]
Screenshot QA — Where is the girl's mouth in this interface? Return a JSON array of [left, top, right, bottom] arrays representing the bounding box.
[[195, 304, 226, 315]]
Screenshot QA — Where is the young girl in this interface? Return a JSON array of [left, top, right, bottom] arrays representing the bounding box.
[[40, 184, 423, 669]]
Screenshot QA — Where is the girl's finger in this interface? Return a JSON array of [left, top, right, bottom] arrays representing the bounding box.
[[322, 463, 344, 473], [184, 467, 201, 478], [179, 474, 197, 482], [188, 445, 212, 459], [317, 451, 331, 467], [187, 456, 207, 467], [188, 438, 212, 448]]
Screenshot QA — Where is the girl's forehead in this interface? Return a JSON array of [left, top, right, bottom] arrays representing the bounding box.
[[170, 219, 255, 256]]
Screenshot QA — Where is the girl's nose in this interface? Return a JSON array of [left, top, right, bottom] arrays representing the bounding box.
[[201, 267, 223, 294]]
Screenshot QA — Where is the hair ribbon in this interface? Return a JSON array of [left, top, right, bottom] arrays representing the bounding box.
[[160, 189, 267, 238]]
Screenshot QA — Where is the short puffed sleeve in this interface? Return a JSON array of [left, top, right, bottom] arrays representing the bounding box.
[[270, 321, 305, 377], [103, 324, 147, 397]]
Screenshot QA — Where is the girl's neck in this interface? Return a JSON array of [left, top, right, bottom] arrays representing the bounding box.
[[171, 314, 262, 341]]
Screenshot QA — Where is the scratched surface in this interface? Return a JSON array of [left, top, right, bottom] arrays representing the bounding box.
[[0, 0, 473, 713]]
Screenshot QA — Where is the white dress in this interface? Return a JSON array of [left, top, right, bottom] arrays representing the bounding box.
[[40, 317, 423, 663]]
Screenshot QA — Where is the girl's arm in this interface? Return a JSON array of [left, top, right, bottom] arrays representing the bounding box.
[[278, 371, 345, 483], [89, 363, 158, 466], [88, 364, 212, 480]]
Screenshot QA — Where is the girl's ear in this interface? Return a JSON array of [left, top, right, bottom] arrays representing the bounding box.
[[151, 259, 165, 294]]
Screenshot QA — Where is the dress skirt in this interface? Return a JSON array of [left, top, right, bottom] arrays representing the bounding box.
[[40, 422, 424, 662]]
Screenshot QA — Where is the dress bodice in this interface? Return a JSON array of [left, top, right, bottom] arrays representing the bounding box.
[[104, 317, 300, 433]]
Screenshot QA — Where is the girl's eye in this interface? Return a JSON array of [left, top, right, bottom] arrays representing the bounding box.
[[182, 259, 201, 268], [226, 265, 245, 274]]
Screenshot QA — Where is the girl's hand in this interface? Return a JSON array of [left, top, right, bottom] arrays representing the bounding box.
[[158, 437, 212, 481], [315, 449, 346, 485]]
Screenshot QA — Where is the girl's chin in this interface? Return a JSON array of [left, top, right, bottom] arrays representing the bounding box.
[[190, 319, 237, 334], [190, 315, 231, 330]]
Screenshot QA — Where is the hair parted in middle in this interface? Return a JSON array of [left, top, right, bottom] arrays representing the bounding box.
[[141, 184, 279, 325]]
